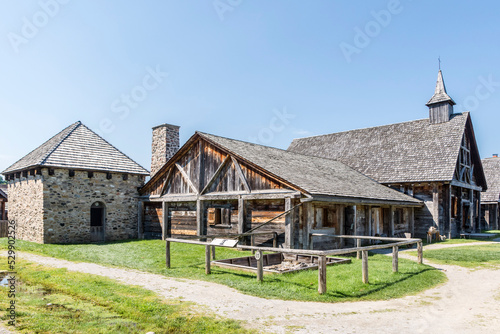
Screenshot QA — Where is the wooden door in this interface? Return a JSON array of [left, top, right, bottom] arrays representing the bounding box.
[[90, 206, 105, 242]]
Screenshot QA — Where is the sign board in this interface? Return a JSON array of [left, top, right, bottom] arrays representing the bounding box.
[[254, 251, 261, 261], [210, 238, 239, 247]]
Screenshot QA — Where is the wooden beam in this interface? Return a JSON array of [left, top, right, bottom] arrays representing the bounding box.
[[175, 163, 199, 194], [200, 155, 230, 194], [166, 241, 171, 268], [197, 199, 206, 237], [231, 156, 251, 193], [238, 196, 246, 235], [417, 241, 423, 264], [256, 250, 263, 282], [390, 206, 395, 237], [205, 245, 211, 275], [160, 168, 173, 196], [318, 255, 327, 294], [285, 197, 293, 248], [162, 201, 169, 240]]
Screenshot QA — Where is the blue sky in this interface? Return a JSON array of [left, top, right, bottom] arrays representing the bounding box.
[[2, 1, 500, 173]]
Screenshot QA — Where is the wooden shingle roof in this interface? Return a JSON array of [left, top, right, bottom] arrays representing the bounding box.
[[2, 121, 149, 175], [198, 132, 421, 205], [288, 112, 486, 186], [481, 157, 500, 203]]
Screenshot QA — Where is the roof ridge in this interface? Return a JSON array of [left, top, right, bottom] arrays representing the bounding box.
[[39, 121, 82, 166], [290, 112, 468, 142]]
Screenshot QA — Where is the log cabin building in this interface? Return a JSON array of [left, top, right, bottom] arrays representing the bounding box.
[[481, 156, 500, 230], [0, 185, 7, 220], [288, 70, 487, 238], [139, 127, 422, 249]]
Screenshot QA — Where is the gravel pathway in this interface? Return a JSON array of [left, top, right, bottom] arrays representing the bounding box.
[[3, 241, 500, 333]]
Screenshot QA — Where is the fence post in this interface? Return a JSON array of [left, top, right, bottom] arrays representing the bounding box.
[[256, 250, 263, 282], [362, 250, 369, 284], [392, 245, 398, 273], [417, 241, 423, 264], [356, 239, 361, 259], [205, 245, 211, 275], [211, 245, 216, 260], [251, 235, 255, 254], [166, 241, 171, 268], [273, 232, 278, 248], [318, 255, 327, 294]]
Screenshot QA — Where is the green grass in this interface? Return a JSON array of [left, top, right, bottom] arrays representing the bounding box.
[[421, 230, 500, 246], [0, 239, 446, 303], [0, 258, 249, 333], [419, 244, 500, 268]]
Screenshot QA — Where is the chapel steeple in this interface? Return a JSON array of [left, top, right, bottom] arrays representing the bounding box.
[[426, 70, 456, 124]]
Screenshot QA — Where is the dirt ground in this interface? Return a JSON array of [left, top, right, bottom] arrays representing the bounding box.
[[4, 240, 500, 334]]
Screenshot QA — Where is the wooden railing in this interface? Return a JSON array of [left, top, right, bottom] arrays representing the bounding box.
[[165, 234, 423, 295]]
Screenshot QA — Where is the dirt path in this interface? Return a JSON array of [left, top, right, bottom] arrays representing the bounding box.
[[7, 242, 500, 333]]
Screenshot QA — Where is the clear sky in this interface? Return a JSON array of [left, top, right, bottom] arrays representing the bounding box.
[[2, 1, 500, 174]]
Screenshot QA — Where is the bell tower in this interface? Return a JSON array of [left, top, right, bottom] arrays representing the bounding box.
[[426, 70, 456, 124]]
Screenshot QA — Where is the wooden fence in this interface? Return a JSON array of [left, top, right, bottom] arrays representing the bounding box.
[[165, 234, 423, 295]]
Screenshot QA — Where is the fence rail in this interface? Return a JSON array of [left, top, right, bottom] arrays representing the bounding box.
[[165, 234, 423, 295]]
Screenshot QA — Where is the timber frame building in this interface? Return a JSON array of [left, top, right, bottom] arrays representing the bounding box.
[[481, 156, 500, 230], [288, 70, 487, 238], [139, 129, 422, 249]]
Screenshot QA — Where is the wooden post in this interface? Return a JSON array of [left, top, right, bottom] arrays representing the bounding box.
[[197, 199, 206, 238], [166, 241, 171, 268], [368, 206, 372, 244], [392, 245, 399, 273], [273, 232, 278, 248], [137, 201, 144, 239], [211, 245, 216, 260], [162, 202, 169, 240], [285, 197, 293, 248], [205, 245, 211, 275], [238, 196, 246, 243], [433, 183, 440, 232], [390, 205, 395, 237], [362, 250, 369, 284], [417, 241, 423, 264], [251, 235, 255, 254], [318, 255, 327, 294], [356, 238, 361, 259], [256, 250, 263, 282]]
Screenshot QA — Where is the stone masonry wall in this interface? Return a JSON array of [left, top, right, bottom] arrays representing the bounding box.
[[150, 123, 179, 176], [7, 175, 44, 243], [43, 169, 144, 244]]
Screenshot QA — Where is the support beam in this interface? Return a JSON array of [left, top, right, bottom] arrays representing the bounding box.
[[211, 245, 216, 260], [318, 255, 327, 294], [390, 206, 395, 237], [231, 156, 251, 193], [137, 201, 144, 239], [175, 163, 199, 194], [162, 202, 169, 240], [362, 250, 369, 284], [197, 199, 206, 237], [470, 189, 475, 233], [410, 207, 415, 237], [285, 197, 293, 248], [305, 202, 314, 249], [368, 206, 372, 244], [433, 183, 440, 231], [238, 196, 246, 235], [160, 168, 172, 196], [356, 239, 361, 259], [392, 246, 399, 273], [201, 155, 230, 194], [477, 191, 482, 232]]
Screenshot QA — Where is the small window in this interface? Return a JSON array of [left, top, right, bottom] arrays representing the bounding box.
[[209, 208, 231, 226], [48, 168, 55, 176], [22, 171, 28, 178], [122, 174, 128, 181], [88, 171, 94, 178], [29, 169, 35, 176], [69, 170, 75, 177], [106, 172, 112, 180]]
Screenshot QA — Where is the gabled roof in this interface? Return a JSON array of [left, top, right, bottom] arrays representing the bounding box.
[[144, 131, 421, 205], [481, 157, 500, 203], [0, 185, 7, 199], [426, 70, 456, 106], [288, 112, 486, 187], [2, 121, 149, 175]]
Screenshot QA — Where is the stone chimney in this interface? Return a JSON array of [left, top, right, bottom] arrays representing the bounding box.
[[151, 123, 180, 177]]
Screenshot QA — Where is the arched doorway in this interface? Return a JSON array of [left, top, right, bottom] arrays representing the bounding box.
[[90, 202, 106, 242]]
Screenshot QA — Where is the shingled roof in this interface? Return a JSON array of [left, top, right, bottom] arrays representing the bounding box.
[[196, 132, 421, 205], [2, 121, 149, 175], [481, 157, 500, 203], [288, 112, 486, 186]]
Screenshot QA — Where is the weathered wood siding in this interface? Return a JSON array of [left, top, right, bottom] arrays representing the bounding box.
[[143, 202, 162, 239]]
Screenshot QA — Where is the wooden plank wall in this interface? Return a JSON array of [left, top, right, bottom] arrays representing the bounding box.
[[143, 202, 162, 239]]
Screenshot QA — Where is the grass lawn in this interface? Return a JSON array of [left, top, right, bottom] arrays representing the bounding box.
[[0, 258, 249, 333], [421, 230, 500, 246], [0, 239, 446, 303], [418, 243, 500, 269]]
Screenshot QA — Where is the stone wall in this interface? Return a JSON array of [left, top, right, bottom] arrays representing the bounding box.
[[150, 123, 180, 176], [43, 168, 144, 244], [7, 175, 44, 243]]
